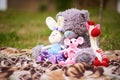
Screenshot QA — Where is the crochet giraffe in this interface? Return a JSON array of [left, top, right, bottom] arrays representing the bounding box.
[[85, 21, 109, 67]]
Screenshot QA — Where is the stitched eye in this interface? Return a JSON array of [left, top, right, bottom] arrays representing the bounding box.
[[71, 39, 76, 43], [74, 40, 76, 42], [73, 39, 76, 43]]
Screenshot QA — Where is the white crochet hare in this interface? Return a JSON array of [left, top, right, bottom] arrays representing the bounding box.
[[46, 16, 64, 54]]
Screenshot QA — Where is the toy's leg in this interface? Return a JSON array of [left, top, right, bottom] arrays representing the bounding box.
[[59, 61, 66, 65], [93, 57, 109, 67], [93, 57, 102, 66], [67, 60, 75, 64], [48, 55, 57, 64], [96, 49, 109, 67], [96, 49, 107, 58], [101, 58, 109, 67]]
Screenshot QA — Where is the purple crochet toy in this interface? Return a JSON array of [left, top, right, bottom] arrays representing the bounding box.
[[37, 50, 49, 61], [56, 8, 91, 48], [37, 49, 66, 64]]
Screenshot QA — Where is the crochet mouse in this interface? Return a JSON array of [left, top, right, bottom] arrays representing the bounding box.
[[59, 37, 84, 65], [56, 8, 90, 48]]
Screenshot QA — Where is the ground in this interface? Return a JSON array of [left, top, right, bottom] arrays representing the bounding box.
[[0, 8, 120, 50], [0, 47, 120, 80]]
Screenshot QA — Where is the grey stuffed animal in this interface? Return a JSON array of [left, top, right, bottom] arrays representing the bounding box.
[[56, 8, 90, 48], [74, 48, 96, 65]]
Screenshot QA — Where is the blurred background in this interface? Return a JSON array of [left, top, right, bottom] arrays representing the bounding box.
[[0, 0, 120, 50]]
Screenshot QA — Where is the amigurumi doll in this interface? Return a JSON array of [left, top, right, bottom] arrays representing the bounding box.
[[46, 16, 64, 55], [85, 21, 109, 67], [45, 16, 66, 63], [56, 8, 91, 48], [59, 37, 84, 65]]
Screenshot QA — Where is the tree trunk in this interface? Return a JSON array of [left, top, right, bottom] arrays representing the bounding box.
[[117, 0, 120, 13], [0, 0, 7, 11], [99, 0, 103, 27]]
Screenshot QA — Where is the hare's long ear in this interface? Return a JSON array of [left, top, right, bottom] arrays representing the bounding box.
[[46, 17, 57, 30], [57, 16, 64, 28]]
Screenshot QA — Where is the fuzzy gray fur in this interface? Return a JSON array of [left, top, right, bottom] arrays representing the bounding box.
[[74, 48, 96, 65], [56, 8, 91, 48]]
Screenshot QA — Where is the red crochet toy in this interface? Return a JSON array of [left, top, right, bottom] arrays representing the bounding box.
[[86, 21, 109, 67], [94, 49, 109, 67]]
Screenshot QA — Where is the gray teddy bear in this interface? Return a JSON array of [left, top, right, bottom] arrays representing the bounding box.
[[56, 8, 91, 48]]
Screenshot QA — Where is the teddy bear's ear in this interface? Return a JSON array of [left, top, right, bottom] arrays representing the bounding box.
[[64, 38, 70, 45], [46, 17, 57, 30], [77, 37, 84, 45]]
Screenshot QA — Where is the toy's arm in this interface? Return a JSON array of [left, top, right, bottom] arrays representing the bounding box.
[[42, 45, 52, 50], [60, 45, 65, 49], [58, 49, 68, 57]]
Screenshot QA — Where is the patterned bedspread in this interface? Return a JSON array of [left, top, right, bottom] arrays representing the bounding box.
[[0, 47, 120, 80]]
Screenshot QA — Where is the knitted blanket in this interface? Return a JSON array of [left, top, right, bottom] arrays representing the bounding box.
[[0, 47, 120, 80]]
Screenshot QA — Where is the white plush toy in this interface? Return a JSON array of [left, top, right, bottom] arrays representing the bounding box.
[[46, 16, 64, 55]]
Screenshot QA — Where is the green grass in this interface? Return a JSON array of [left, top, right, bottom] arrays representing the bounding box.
[[0, 8, 120, 50], [0, 10, 55, 48], [87, 8, 120, 50]]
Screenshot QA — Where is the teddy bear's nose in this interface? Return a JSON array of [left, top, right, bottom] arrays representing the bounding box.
[[70, 41, 72, 43]]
